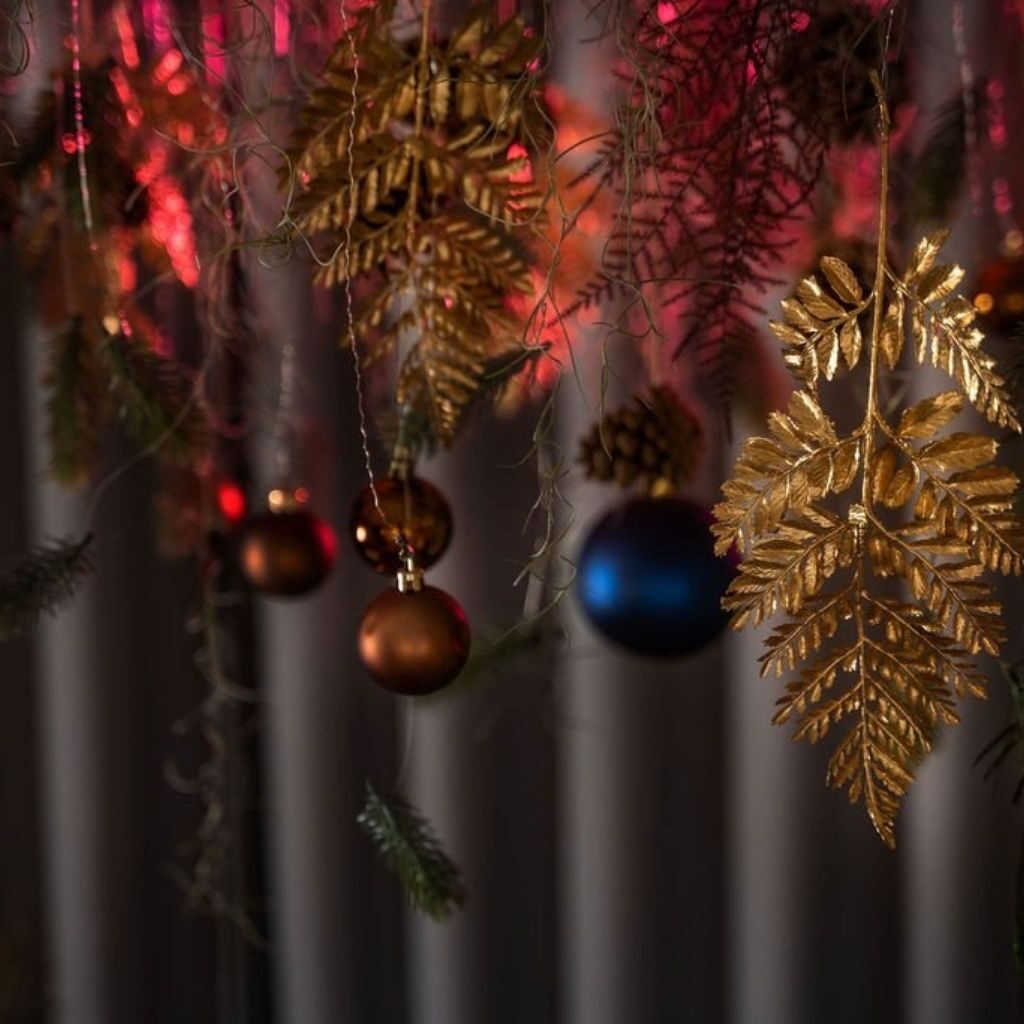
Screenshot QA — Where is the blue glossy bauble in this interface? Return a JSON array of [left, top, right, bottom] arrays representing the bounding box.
[[577, 497, 736, 657]]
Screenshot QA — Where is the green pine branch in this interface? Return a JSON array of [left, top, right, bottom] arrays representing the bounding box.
[[438, 617, 565, 698], [1004, 323, 1024, 415], [0, 535, 94, 641], [100, 327, 202, 461], [909, 83, 987, 227], [357, 783, 466, 920], [44, 318, 106, 486]]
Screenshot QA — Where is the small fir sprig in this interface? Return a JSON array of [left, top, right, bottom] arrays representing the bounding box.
[[0, 536, 94, 641], [569, 0, 833, 407], [358, 782, 466, 920], [909, 83, 988, 228], [713, 80, 1024, 847], [44, 314, 202, 487]]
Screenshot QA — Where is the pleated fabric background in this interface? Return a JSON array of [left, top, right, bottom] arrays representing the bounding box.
[[2, 0, 1023, 1021]]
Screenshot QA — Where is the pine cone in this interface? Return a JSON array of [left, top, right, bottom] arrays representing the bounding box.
[[578, 387, 703, 494]]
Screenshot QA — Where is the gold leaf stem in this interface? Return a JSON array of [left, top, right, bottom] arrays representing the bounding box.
[[861, 75, 891, 514], [405, 0, 433, 263], [851, 78, 893, 831]]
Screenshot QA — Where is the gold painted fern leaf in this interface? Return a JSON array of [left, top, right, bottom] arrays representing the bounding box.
[[285, 0, 546, 446], [713, 85, 1024, 847]]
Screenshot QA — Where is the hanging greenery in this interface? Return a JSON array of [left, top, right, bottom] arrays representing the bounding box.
[[358, 783, 466, 920], [0, 536, 94, 641], [568, 0, 839, 406]]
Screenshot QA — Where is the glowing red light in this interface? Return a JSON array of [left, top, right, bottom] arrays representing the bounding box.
[[506, 142, 534, 184], [114, 4, 141, 69], [217, 481, 247, 525], [790, 10, 810, 31], [314, 519, 338, 567], [156, 48, 183, 83], [143, 0, 172, 48], [656, 2, 676, 24], [144, 174, 199, 287], [118, 253, 137, 293], [202, 6, 227, 83], [274, 0, 291, 57]]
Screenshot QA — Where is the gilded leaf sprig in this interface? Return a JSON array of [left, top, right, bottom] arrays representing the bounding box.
[[285, 0, 547, 446], [713, 79, 1024, 847]]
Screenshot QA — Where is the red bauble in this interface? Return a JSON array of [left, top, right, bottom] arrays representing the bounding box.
[[239, 501, 336, 597], [350, 475, 453, 574], [358, 580, 470, 696]]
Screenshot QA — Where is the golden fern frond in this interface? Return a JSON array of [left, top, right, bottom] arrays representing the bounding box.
[[767, 255, 869, 388], [715, 81, 1024, 846], [722, 512, 855, 629], [760, 586, 855, 678], [286, 2, 545, 448], [892, 231, 1020, 431], [711, 390, 861, 554]]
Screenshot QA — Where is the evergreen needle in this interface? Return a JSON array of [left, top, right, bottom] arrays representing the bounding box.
[[0, 535, 94, 641], [357, 783, 466, 920]]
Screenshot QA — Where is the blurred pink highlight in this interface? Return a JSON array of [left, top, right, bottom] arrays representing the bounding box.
[[274, 0, 291, 57]]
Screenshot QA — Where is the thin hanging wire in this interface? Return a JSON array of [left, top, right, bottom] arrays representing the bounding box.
[[271, 341, 297, 487], [339, 1, 408, 563], [952, 0, 983, 217], [69, 0, 96, 243]]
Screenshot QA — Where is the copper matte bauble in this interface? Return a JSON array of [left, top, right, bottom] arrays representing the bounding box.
[[239, 506, 336, 597], [358, 584, 470, 695], [350, 475, 453, 574], [973, 255, 1024, 335]]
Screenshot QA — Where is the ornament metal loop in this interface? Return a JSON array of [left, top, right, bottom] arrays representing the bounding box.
[[397, 555, 424, 593]]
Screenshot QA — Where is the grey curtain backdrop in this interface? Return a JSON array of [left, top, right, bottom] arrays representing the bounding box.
[[2, 0, 1023, 1021]]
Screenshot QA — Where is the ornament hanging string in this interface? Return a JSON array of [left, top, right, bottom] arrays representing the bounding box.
[[951, 0, 982, 216], [69, 0, 96, 243], [338, 0, 409, 564], [272, 341, 297, 487]]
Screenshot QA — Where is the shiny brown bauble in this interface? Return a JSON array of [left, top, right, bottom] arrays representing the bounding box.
[[239, 508, 337, 596], [357, 585, 470, 695], [350, 476, 452, 574], [973, 256, 1024, 335]]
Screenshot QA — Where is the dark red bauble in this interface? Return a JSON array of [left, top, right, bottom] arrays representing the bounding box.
[[350, 476, 453, 574], [239, 508, 337, 596], [973, 256, 1024, 335], [358, 585, 470, 695]]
